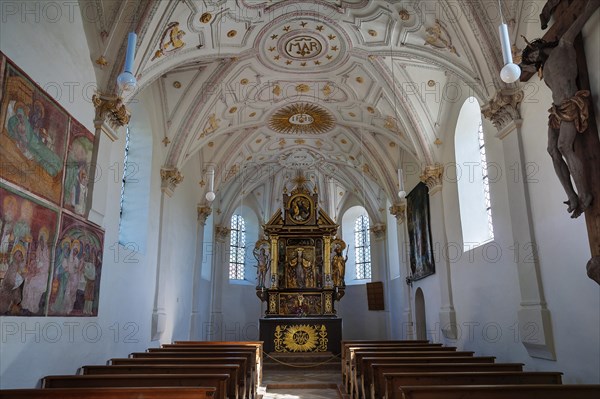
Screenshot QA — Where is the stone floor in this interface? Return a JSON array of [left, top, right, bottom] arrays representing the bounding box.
[[258, 366, 345, 399]]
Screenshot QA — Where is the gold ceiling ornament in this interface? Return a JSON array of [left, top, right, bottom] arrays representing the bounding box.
[[227, 30, 237, 38], [296, 84, 310, 93], [424, 19, 459, 57], [151, 21, 186, 61], [434, 137, 443, 146], [208, 141, 214, 147], [200, 13, 212, 23], [427, 80, 436, 87], [341, 139, 347, 144], [214, 225, 230, 242], [162, 136, 171, 146], [92, 94, 130, 128], [367, 106, 375, 114], [322, 84, 332, 96], [95, 55, 108, 67], [294, 139, 306, 144], [279, 138, 287, 146], [316, 139, 322, 148], [229, 107, 237, 113], [247, 155, 253, 160], [199, 179, 206, 187], [199, 113, 221, 138], [240, 78, 249, 85], [356, 76, 364, 83], [399, 9, 410, 20], [384, 115, 402, 135], [349, 112, 355, 117], [249, 112, 257, 117], [273, 84, 282, 96], [368, 29, 377, 37], [389, 141, 396, 147], [173, 81, 182, 88], [256, 138, 262, 143], [216, 208, 222, 215], [269, 103, 335, 135]]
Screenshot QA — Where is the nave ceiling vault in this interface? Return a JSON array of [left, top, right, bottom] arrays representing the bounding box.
[[82, 0, 519, 222]]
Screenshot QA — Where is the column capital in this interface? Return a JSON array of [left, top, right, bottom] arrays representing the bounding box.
[[92, 93, 130, 140], [197, 205, 212, 225], [160, 167, 184, 196], [370, 223, 386, 240], [215, 225, 231, 242], [389, 203, 406, 224], [420, 163, 444, 194], [481, 88, 524, 132]]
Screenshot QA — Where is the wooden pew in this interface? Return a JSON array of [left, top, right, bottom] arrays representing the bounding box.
[[384, 372, 563, 399], [0, 387, 216, 399], [169, 341, 263, 387], [109, 358, 248, 399], [128, 351, 255, 399], [345, 345, 455, 392], [395, 384, 600, 399], [341, 341, 435, 387], [81, 364, 240, 399], [41, 374, 229, 399], [169, 341, 263, 385], [350, 351, 477, 399], [369, 362, 524, 399]]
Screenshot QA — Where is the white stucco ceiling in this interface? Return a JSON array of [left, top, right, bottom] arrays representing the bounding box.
[[82, 0, 520, 221]]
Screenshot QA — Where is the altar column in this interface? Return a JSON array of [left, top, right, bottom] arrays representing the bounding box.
[[270, 235, 278, 288], [324, 235, 332, 288]]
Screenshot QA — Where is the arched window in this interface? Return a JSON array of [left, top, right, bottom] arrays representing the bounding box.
[[229, 214, 246, 280], [455, 97, 494, 249], [354, 214, 371, 280]]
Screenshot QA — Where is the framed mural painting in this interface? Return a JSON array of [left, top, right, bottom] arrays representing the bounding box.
[[48, 213, 104, 317], [406, 182, 435, 280], [0, 184, 59, 316], [0, 58, 69, 205], [63, 118, 94, 217]]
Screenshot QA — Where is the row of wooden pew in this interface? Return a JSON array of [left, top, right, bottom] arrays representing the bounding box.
[[0, 340, 263, 399], [341, 339, 600, 399]]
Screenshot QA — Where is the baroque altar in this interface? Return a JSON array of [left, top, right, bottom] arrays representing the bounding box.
[[255, 179, 346, 353]]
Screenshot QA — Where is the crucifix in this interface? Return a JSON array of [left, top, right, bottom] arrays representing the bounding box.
[[519, 0, 600, 284]]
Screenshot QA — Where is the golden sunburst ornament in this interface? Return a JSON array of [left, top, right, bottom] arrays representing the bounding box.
[[282, 325, 319, 352], [269, 103, 334, 135]]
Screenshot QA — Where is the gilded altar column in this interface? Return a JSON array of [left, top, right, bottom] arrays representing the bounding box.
[[324, 235, 332, 288], [270, 235, 279, 288]]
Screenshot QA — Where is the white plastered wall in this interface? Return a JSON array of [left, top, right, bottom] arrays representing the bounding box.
[[0, 4, 212, 387]]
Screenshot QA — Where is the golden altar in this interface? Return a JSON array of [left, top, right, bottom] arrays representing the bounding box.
[[256, 179, 345, 352]]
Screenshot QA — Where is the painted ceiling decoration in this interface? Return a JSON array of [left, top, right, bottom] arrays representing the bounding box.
[[84, 0, 513, 223]]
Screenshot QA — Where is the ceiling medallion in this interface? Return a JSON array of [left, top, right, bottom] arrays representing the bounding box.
[[368, 29, 377, 37], [367, 106, 375, 114], [427, 79, 436, 87], [296, 84, 310, 93], [261, 18, 346, 72], [200, 13, 212, 23], [227, 30, 237, 38], [356, 76, 364, 83], [399, 10, 410, 21], [173, 81, 182, 88], [269, 103, 335, 135]]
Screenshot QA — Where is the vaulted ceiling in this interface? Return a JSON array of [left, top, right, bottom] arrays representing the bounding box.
[[81, 0, 522, 222]]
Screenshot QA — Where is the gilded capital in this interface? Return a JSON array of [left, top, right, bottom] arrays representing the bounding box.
[[197, 206, 212, 225], [215, 225, 231, 242], [420, 163, 444, 193], [370, 223, 386, 240], [389, 203, 406, 224], [160, 167, 184, 196], [481, 88, 523, 131], [92, 93, 130, 129]]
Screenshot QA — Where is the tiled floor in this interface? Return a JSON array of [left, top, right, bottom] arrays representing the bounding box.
[[259, 368, 343, 399]]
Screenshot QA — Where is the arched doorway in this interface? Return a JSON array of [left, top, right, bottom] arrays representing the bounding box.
[[415, 288, 427, 341]]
